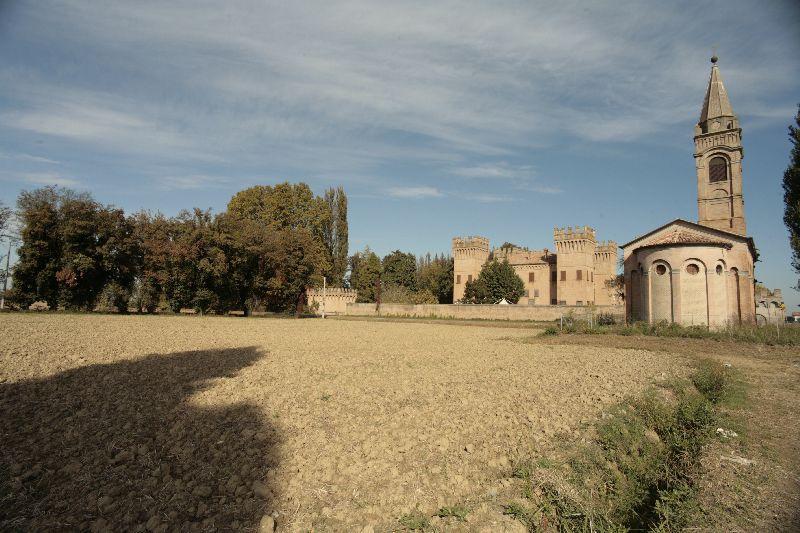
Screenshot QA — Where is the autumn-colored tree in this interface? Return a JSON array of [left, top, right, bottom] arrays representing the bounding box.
[[11, 187, 62, 307], [13, 187, 139, 310]]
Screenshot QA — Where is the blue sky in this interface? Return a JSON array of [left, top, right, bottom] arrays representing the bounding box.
[[1, 1, 799, 308]]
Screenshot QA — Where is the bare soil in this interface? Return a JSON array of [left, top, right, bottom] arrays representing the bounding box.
[[0, 314, 681, 532]]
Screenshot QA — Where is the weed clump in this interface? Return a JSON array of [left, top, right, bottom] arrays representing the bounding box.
[[435, 504, 469, 521], [398, 511, 430, 531], [509, 364, 744, 532], [539, 326, 560, 337]]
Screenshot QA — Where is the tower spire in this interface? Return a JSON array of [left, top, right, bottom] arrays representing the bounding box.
[[693, 55, 746, 236], [699, 56, 734, 126]]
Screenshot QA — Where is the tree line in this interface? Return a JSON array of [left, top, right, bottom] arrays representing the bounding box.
[[348, 248, 454, 305], [5, 182, 348, 314]]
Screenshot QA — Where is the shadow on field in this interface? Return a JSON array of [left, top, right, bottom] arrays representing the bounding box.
[[0, 347, 279, 532]]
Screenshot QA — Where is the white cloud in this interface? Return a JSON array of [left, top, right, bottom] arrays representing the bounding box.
[[387, 186, 443, 199], [0, 1, 797, 189], [453, 163, 535, 180], [157, 175, 230, 191], [0, 152, 59, 164], [23, 172, 80, 187]]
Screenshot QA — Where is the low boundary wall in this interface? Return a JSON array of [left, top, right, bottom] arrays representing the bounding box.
[[345, 303, 624, 322]]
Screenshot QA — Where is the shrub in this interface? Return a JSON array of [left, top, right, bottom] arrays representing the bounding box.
[[28, 301, 50, 311], [692, 358, 743, 405], [96, 282, 130, 313], [596, 312, 617, 326], [539, 326, 560, 337]]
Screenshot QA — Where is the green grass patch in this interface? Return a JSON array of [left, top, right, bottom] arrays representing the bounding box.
[[398, 510, 430, 531], [538, 320, 800, 346], [435, 504, 469, 521], [508, 363, 746, 532]]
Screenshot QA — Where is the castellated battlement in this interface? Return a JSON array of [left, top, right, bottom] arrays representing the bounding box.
[[452, 236, 490, 250], [594, 241, 618, 255], [306, 287, 358, 316], [306, 287, 358, 297], [494, 246, 550, 265], [553, 225, 597, 242]]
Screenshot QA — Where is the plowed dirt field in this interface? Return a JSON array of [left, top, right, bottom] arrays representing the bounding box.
[[0, 314, 682, 531]]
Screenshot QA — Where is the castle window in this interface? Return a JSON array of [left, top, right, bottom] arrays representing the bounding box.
[[591, 272, 594, 282], [576, 300, 583, 306], [656, 264, 667, 275], [576, 270, 582, 281], [551, 298, 557, 305], [456, 275, 461, 284], [686, 264, 700, 275], [551, 271, 557, 282], [529, 272, 535, 282], [716, 265, 723, 275], [560, 271, 566, 281], [467, 274, 473, 283], [534, 289, 540, 297], [709, 156, 728, 183]]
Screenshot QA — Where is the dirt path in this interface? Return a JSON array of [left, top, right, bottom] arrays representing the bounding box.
[[0, 314, 681, 532]]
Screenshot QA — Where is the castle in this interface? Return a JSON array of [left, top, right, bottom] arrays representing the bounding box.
[[452, 228, 619, 306]]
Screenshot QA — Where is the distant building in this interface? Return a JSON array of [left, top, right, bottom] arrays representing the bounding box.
[[621, 56, 780, 327], [451, 229, 619, 306], [755, 285, 784, 325]]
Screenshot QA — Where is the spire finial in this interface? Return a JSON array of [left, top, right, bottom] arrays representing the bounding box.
[[711, 54, 718, 64]]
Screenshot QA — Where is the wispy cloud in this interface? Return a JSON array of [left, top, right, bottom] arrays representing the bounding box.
[[387, 186, 443, 199], [0, 152, 59, 165], [157, 175, 230, 191], [23, 172, 80, 187], [453, 163, 535, 180]]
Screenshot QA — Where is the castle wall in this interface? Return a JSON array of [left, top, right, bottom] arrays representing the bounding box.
[[306, 288, 358, 315], [346, 302, 624, 322]]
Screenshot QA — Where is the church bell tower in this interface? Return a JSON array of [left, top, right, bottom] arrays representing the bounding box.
[[694, 56, 746, 235]]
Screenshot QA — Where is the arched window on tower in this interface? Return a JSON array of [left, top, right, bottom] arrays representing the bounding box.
[[709, 156, 728, 183]]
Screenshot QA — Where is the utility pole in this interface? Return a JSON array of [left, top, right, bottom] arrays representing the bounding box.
[[322, 276, 326, 319]]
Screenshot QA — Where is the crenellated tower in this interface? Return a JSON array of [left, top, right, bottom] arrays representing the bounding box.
[[593, 240, 619, 305], [452, 236, 490, 302], [694, 56, 746, 235], [553, 226, 596, 305]]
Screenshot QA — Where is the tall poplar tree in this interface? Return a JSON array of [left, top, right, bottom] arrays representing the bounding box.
[[782, 105, 800, 288]]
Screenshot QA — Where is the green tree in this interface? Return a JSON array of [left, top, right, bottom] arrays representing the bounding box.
[[12, 187, 62, 307], [461, 259, 524, 304], [382, 250, 417, 290], [322, 186, 349, 286], [417, 254, 454, 304], [349, 246, 382, 302], [783, 104, 800, 287], [227, 182, 326, 235]]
